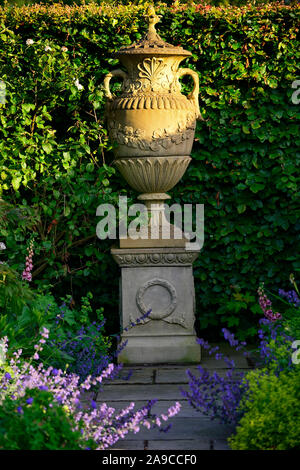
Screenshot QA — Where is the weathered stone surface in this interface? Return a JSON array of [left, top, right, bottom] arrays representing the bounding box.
[[200, 355, 249, 369], [201, 342, 252, 369], [118, 335, 201, 365], [110, 440, 146, 450], [96, 384, 184, 401], [105, 368, 155, 385], [212, 439, 231, 450], [147, 440, 212, 450], [110, 438, 230, 451], [110, 418, 234, 441], [119, 264, 197, 335], [115, 250, 200, 364], [156, 367, 199, 383], [112, 247, 199, 267]]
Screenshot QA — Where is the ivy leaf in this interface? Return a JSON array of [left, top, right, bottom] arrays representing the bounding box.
[[42, 143, 53, 154], [237, 204, 246, 214], [249, 183, 265, 193], [12, 176, 22, 191], [242, 125, 250, 134]]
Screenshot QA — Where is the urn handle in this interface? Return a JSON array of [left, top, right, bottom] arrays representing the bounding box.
[[177, 68, 203, 121], [103, 69, 128, 100]]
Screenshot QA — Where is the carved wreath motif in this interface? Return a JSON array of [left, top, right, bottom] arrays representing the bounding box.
[[136, 278, 177, 320]]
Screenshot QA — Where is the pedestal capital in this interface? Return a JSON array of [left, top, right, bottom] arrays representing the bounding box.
[[111, 246, 200, 267]]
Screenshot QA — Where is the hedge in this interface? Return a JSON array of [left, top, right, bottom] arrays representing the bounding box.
[[0, 1, 299, 340]]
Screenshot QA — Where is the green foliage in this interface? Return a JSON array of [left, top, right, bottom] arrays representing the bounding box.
[[0, 262, 33, 315], [0, 1, 299, 340], [1, 287, 111, 368], [0, 387, 95, 450], [228, 367, 300, 450]]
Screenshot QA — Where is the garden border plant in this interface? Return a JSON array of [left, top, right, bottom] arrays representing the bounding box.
[[0, 322, 182, 450], [181, 278, 300, 449]]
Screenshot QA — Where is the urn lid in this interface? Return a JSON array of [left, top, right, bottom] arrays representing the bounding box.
[[114, 5, 192, 58]]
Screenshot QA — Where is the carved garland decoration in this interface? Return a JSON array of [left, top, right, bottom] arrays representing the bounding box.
[[108, 114, 195, 152]]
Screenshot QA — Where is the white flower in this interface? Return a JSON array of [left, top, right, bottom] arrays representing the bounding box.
[[61, 46, 68, 52], [26, 39, 34, 46], [44, 45, 52, 52], [74, 78, 84, 91], [0, 242, 6, 250]]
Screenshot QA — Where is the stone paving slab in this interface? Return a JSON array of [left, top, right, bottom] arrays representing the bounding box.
[[96, 384, 184, 401], [155, 368, 198, 383], [108, 418, 234, 442], [147, 439, 228, 450], [213, 439, 231, 450], [106, 368, 155, 385], [155, 367, 248, 383], [111, 439, 225, 451], [201, 356, 249, 369], [111, 440, 146, 450]]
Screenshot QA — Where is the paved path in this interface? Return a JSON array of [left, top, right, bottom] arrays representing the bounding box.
[[93, 344, 252, 450]]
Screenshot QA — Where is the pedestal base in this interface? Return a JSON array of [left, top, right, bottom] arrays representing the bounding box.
[[118, 335, 201, 364], [112, 247, 201, 364]]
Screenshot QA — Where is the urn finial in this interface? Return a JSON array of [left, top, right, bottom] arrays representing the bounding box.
[[145, 5, 161, 38]]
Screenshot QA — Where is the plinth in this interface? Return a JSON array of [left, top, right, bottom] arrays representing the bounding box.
[[112, 247, 201, 364]]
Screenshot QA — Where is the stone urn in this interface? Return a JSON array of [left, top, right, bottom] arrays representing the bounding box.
[[103, 5, 202, 247]]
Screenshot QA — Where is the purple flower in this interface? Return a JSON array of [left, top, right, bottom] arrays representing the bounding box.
[[258, 285, 282, 321], [22, 240, 34, 282], [278, 289, 300, 307], [5, 372, 11, 380], [0, 326, 180, 450]]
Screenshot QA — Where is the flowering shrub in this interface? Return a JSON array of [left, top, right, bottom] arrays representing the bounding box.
[[256, 278, 300, 371], [279, 289, 300, 308], [181, 331, 249, 425], [182, 279, 300, 442], [0, 238, 113, 377], [0, 329, 181, 450], [0, 283, 112, 376], [48, 318, 112, 383], [228, 367, 300, 450], [0, 387, 93, 450]]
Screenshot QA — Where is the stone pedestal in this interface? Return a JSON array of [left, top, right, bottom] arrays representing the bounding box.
[[111, 247, 201, 364]]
